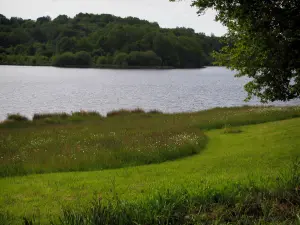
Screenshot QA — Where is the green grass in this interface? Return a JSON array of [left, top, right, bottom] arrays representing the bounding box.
[[1, 106, 300, 177], [0, 116, 206, 177], [0, 109, 300, 224]]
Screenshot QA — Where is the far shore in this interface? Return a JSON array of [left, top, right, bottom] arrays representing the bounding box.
[[0, 63, 211, 70]]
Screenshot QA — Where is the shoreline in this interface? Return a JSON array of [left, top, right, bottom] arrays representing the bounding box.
[[1, 105, 300, 123], [0, 63, 209, 70]]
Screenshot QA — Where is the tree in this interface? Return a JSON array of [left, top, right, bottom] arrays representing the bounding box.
[[0, 14, 10, 25], [97, 56, 108, 65], [31, 27, 47, 43], [153, 33, 180, 67], [76, 37, 94, 52], [113, 52, 128, 66], [0, 13, 222, 69], [127, 51, 162, 67], [75, 51, 92, 67], [37, 16, 51, 24], [52, 52, 76, 67], [53, 15, 69, 24], [92, 48, 105, 57], [172, 0, 300, 102], [56, 37, 76, 54]]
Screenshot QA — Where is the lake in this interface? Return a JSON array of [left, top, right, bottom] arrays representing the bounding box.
[[0, 65, 299, 120]]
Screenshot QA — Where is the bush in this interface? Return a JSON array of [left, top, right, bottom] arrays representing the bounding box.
[[113, 52, 128, 66], [52, 52, 76, 67], [92, 48, 105, 57], [33, 113, 70, 120], [107, 108, 146, 117], [148, 110, 163, 114], [72, 111, 102, 117], [6, 114, 29, 122], [52, 51, 92, 67], [96, 56, 109, 65], [75, 51, 92, 67], [127, 51, 162, 67]]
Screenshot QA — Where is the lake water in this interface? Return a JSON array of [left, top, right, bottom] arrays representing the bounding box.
[[0, 65, 299, 120]]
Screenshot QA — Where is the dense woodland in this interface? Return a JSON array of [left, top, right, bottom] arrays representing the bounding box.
[[0, 13, 222, 68]]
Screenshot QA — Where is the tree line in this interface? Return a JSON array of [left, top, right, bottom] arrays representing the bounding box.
[[0, 13, 222, 68]]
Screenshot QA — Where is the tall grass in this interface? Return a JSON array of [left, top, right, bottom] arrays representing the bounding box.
[[58, 188, 300, 225], [197, 106, 300, 130], [1, 106, 300, 177], [0, 128, 207, 177]]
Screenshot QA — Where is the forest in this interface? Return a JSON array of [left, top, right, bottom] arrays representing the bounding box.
[[0, 13, 222, 68]]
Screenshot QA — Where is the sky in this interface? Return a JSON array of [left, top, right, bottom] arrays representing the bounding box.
[[0, 0, 227, 36]]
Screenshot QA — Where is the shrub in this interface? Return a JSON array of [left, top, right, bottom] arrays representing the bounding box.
[[96, 56, 106, 65], [6, 114, 29, 122], [127, 51, 162, 66], [75, 51, 92, 67], [131, 108, 145, 114], [92, 48, 105, 57], [107, 108, 146, 117], [97, 55, 114, 65], [52, 51, 93, 67], [72, 110, 102, 117], [148, 110, 163, 114], [33, 113, 70, 120], [52, 52, 76, 67], [113, 52, 128, 66]]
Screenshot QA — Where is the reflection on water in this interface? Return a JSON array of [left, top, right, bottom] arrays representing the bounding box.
[[0, 66, 299, 120]]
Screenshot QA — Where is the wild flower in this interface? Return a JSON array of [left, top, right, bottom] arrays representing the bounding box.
[[110, 132, 116, 136]]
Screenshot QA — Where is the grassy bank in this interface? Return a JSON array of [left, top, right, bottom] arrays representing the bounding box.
[[0, 110, 207, 177], [1, 106, 300, 177], [0, 106, 300, 224]]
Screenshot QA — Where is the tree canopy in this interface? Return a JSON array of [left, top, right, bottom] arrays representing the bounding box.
[[0, 13, 222, 69], [174, 0, 300, 102]]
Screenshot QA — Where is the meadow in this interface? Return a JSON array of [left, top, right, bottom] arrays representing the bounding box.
[[0, 106, 300, 224]]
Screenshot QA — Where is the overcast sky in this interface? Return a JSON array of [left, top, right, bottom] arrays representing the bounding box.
[[0, 0, 227, 36]]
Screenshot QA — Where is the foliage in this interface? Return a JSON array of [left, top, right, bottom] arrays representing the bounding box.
[[52, 52, 76, 67], [71, 111, 102, 117], [52, 51, 92, 67], [106, 108, 146, 117], [177, 0, 300, 101], [75, 51, 92, 67], [127, 51, 162, 67], [96, 56, 108, 65], [0, 13, 222, 68], [0, 54, 51, 66], [6, 114, 29, 122], [113, 52, 128, 66], [32, 112, 70, 120]]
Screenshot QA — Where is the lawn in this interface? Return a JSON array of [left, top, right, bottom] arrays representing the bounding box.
[[0, 107, 300, 224]]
